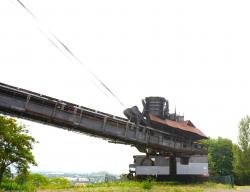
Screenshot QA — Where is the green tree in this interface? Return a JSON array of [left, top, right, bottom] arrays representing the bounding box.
[[203, 137, 233, 176], [238, 115, 250, 151], [233, 115, 250, 185], [0, 115, 37, 185]]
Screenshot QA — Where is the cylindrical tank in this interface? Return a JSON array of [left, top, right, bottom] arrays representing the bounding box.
[[142, 97, 169, 119]]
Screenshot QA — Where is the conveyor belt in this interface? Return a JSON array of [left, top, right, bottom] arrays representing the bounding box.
[[0, 82, 206, 156]]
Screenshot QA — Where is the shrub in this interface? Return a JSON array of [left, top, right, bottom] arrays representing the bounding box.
[[49, 177, 71, 188], [0, 180, 35, 192], [28, 173, 49, 187], [142, 180, 153, 190]]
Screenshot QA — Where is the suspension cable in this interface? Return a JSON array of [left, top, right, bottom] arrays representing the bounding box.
[[12, 0, 125, 107]]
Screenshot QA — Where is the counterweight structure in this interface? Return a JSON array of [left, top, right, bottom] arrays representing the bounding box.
[[0, 82, 208, 179]]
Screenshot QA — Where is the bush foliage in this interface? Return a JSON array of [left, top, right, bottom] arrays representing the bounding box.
[[0, 172, 71, 191]]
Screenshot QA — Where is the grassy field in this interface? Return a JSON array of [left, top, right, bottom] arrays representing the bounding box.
[[36, 181, 250, 192]]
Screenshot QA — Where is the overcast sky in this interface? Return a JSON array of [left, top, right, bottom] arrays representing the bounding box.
[[1, 0, 250, 174]]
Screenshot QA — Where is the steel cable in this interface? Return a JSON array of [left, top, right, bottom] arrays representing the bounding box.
[[12, 0, 125, 107]]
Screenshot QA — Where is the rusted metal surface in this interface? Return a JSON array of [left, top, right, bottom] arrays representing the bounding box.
[[149, 114, 207, 138]]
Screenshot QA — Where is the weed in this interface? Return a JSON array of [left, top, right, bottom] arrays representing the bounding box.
[[142, 180, 153, 190]]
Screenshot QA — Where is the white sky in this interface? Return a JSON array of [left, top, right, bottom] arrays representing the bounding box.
[[0, 0, 250, 174]]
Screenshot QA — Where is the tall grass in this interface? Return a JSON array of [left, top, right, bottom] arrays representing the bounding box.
[[0, 175, 240, 192], [82, 181, 234, 192]]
